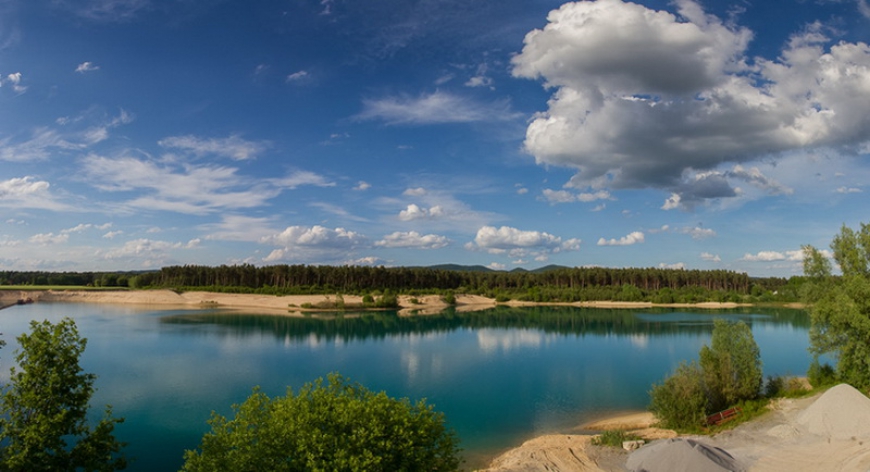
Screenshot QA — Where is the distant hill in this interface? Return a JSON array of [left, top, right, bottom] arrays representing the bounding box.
[[422, 264, 572, 273], [425, 264, 495, 273]]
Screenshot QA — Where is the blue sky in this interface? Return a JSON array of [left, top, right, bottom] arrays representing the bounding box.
[[1, 0, 869, 276]]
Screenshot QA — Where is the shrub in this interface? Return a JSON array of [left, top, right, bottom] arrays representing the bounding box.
[[181, 373, 461, 472], [649, 361, 707, 430], [591, 430, 641, 447]]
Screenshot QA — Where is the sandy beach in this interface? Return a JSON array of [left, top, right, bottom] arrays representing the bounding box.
[[481, 384, 870, 472], [0, 289, 754, 317]]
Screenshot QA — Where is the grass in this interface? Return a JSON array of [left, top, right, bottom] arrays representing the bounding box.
[[591, 430, 641, 447]]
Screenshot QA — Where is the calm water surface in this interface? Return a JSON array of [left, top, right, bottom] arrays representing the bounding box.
[[0, 303, 811, 470]]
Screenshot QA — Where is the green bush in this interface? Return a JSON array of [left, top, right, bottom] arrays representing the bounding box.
[[649, 361, 707, 430], [807, 359, 838, 388], [181, 373, 461, 472]]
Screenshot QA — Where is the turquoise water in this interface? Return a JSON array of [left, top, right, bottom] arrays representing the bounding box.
[[0, 303, 812, 470]]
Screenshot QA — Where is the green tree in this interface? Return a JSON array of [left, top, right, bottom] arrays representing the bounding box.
[[0, 318, 126, 471], [699, 319, 762, 411], [649, 319, 762, 429], [803, 223, 870, 389], [181, 373, 461, 472], [649, 361, 707, 430]]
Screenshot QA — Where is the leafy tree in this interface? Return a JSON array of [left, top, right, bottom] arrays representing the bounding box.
[[649, 319, 762, 429], [181, 373, 461, 472], [0, 318, 126, 471], [699, 319, 762, 411], [649, 361, 707, 430], [803, 223, 870, 389]]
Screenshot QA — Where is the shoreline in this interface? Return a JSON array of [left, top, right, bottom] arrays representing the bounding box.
[[0, 289, 770, 316]]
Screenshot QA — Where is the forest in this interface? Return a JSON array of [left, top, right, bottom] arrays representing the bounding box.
[[0, 264, 803, 304]]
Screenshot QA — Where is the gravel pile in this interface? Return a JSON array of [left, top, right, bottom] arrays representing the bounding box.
[[626, 438, 743, 472], [797, 383, 870, 441]]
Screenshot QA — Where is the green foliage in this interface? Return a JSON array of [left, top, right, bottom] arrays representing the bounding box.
[[650, 320, 762, 429], [807, 359, 838, 388], [803, 223, 870, 389], [440, 291, 456, 305], [591, 430, 641, 447], [699, 319, 762, 411], [181, 373, 461, 472], [649, 361, 707, 430], [0, 318, 126, 471]]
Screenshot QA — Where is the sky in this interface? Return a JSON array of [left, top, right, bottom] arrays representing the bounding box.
[[1, 0, 869, 277]]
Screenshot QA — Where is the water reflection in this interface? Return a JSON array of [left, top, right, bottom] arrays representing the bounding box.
[[160, 305, 810, 341]]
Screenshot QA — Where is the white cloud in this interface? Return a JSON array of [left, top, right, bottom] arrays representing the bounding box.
[[269, 171, 334, 189], [0, 176, 71, 211], [678, 226, 716, 240], [81, 154, 328, 215], [375, 231, 449, 249], [158, 134, 269, 161], [741, 250, 804, 262], [659, 262, 686, 270], [1, 72, 26, 93], [1, 110, 132, 162], [467, 225, 580, 261], [354, 181, 371, 191], [513, 0, 870, 205], [356, 91, 518, 125], [260, 225, 367, 263], [102, 238, 198, 262], [286, 70, 310, 83], [29, 232, 69, 245], [261, 225, 364, 249], [542, 188, 611, 204], [75, 62, 100, 73], [597, 231, 645, 246], [403, 187, 427, 197], [836, 186, 862, 194], [701, 252, 721, 262], [488, 262, 506, 271]]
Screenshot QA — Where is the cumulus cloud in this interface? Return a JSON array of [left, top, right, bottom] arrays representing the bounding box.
[[741, 250, 805, 262], [356, 90, 518, 125], [701, 252, 721, 262], [597, 231, 645, 246], [354, 181, 371, 191], [159, 134, 269, 161], [467, 225, 581, 261], [398, 204, 445, 221], [260, 225, 366, 263], [375, 231, 449, 249], [0, 176, 72, 211], [513, 0, 870, 206]]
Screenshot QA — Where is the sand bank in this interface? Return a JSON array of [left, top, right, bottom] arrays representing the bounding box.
[[0, 289, 756, 316]]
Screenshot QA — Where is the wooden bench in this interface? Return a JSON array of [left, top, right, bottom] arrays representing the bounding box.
[[705, 406, 742, 426]]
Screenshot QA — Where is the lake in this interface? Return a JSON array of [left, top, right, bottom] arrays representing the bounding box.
[[0, 303, 812, 470]]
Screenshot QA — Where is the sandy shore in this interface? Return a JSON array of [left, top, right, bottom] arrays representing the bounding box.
[[0, 289, 756, 316], [482, 385, 870, 472]]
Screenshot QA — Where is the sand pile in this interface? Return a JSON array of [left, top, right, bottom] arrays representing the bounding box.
[[797, 383, 870, 440], [626, 438, 743, 472]]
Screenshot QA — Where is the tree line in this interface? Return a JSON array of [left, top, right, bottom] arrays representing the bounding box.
[[1, 265, 800, 303]]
